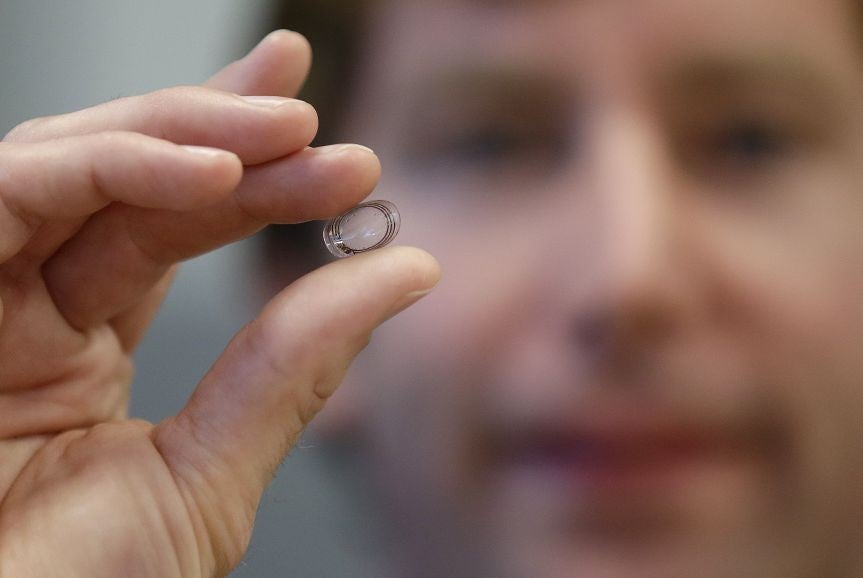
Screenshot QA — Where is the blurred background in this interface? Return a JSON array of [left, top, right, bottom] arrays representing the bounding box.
[[0, 2, 378, 576], [7, 2, 861, 578]]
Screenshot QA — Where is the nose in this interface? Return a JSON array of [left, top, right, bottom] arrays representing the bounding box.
[[573, 108, 694, 367]]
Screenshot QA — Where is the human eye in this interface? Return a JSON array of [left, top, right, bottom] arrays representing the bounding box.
[[704, 118, 796, 171], [449, 125, 526, 165], [429, 123, 551, 167], [673, 111, 806, 183], [405, 118, 570, 182], [398, 72, 572, 184]]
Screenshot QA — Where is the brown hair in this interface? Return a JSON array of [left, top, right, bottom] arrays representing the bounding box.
[[259, 1, 372, 269], [272, 0, 370, 145], [261, 0, 863, 268]]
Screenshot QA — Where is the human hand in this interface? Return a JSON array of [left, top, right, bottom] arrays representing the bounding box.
[[0, 31, 440, 577]]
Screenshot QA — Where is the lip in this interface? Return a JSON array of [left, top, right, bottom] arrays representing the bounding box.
[[485, 419, 763, 497]]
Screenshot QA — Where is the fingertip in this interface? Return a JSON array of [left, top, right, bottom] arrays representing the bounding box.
[[251, 30, 313, 95], [384, 248, 442, 318], [379, 245, 442, 292], [264, 29, 312, 64], [330, 143, 382, 198], [330, 143, 379, 168], [330, 245, 442, 298], [238, 143, 379, 221], [296, 99, 320, 145], [313, 144, 382, 207], [412, 247, 443, 288], [231, 96, 319, 161], [206, 30, 313, 97], [177, 144, 243, 206]]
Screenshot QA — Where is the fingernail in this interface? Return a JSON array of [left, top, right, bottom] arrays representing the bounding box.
[[180, 145, 232, 158], [329, 143, 376, 155], [264, 29, 302, 44], [263, 29, 289, 41], [385, 288, 435, 320], [240, 95, 293, 108], [250, 30, 306, 57]]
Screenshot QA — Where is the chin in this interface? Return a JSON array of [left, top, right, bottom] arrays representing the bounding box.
[[499, 536, 755, 578]]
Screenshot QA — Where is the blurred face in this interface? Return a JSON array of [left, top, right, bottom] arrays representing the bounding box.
[[333, 0, 863, 576]]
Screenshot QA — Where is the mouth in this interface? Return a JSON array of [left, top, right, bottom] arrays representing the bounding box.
[[482, 414, 773, 499]]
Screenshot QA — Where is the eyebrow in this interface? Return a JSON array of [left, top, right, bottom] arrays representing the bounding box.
[[410, 65, 566, 109], [404, 54, 853, 128], [666, 54, 851, 108]]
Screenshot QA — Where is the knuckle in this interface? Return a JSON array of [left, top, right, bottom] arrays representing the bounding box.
[[248, 316, 298, 379], [82, 131, 165, 199]]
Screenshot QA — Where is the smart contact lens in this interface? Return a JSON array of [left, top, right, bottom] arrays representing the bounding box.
[[323, 200, 401, 258]]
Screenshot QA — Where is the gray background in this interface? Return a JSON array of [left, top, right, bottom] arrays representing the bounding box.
[[0, 2, 381, 576]]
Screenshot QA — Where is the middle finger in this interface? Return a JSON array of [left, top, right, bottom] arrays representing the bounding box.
[[3, 86, 318, 167]]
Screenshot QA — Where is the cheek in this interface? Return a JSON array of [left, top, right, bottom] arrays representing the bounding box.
[[372, 182, 520, 369], [696, 174, 863, 528], [377, 170, 596, 367], [687, 141, 862, 363], [704, 172, 863, 362], [365, 179, 579, 501]]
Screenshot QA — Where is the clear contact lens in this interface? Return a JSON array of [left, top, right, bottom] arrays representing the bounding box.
[[323, 200, 401, 258]]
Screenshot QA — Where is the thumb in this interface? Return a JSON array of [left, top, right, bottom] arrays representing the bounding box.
[[152, 246, 439, 562]]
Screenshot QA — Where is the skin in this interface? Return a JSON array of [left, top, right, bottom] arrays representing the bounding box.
[[313, 1, 863, 577], [0, 30, 440, 577]]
